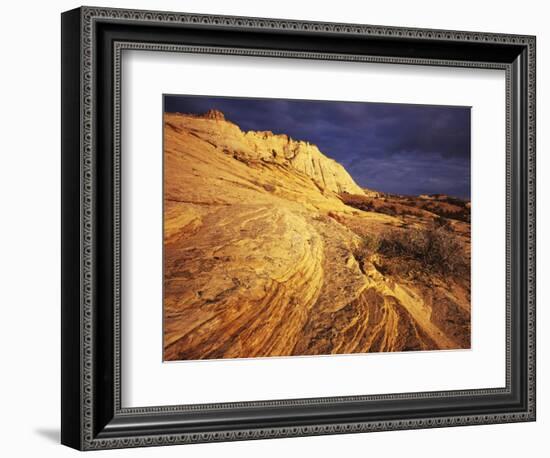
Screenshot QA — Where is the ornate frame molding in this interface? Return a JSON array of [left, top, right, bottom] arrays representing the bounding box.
[[61, 6, 536, 450]]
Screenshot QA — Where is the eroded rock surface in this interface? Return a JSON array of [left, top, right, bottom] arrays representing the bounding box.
[[163, 111, 471, 360]]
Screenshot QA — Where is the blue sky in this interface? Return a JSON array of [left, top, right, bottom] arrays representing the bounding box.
[[164, 95, 471, 199]]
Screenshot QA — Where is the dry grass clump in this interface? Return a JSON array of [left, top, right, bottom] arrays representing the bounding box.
[[377, 225, 468, 276]]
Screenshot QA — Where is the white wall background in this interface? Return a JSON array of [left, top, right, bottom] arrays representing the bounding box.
[[0, 0, 545, 456]]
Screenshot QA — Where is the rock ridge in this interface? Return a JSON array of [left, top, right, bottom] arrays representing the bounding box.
[[170, 110, 365, 196]]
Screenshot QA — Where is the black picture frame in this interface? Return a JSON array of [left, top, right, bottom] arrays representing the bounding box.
[[61, 6, 536, 450]]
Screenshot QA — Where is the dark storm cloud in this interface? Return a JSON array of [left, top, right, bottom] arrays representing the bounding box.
[[164, 95, 471, 198]]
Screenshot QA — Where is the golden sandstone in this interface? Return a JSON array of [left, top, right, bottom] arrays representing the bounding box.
[[163, 111, 471, 361]]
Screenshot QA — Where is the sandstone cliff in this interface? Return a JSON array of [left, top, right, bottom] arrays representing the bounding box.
[[168, 109, 365, 196], [163, 110, 471, 361]]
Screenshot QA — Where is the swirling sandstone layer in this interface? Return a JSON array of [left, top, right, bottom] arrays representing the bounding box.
[[163, 111, 470, 360]]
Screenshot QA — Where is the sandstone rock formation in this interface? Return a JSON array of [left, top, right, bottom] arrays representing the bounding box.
[[163, 110, 471, 361]]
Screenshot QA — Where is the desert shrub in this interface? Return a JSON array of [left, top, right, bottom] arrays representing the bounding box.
[[351, 234, 380, 269], [378, 225, 468, 276], [434, 215, 452, 229], [380, 205, 397, 216], [400, 208, 413, 216], [445, 196, 469, 207], [339, 193, 375, 211], [428, 205, 470, 223], [360, 234, 381, 255]]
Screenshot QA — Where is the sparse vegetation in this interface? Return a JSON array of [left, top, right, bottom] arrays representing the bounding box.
[[354, 233, 380, 260], [351, 233, 380, 274], [406, 195, 470, 223], [429, 205, 470, 223], [340, 193, 425, 218], [434, 215, 452, 229], [339, 193, 375, 212], [351, 223, 467, 277], [340, 192, 471, 223], [377, 225, 468, 276]]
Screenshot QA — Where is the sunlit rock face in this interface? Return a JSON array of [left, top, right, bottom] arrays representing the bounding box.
[[163, 111, 471, 361]]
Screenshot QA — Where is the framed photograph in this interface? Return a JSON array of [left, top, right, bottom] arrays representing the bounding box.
[[61, 6, 536, 450]]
